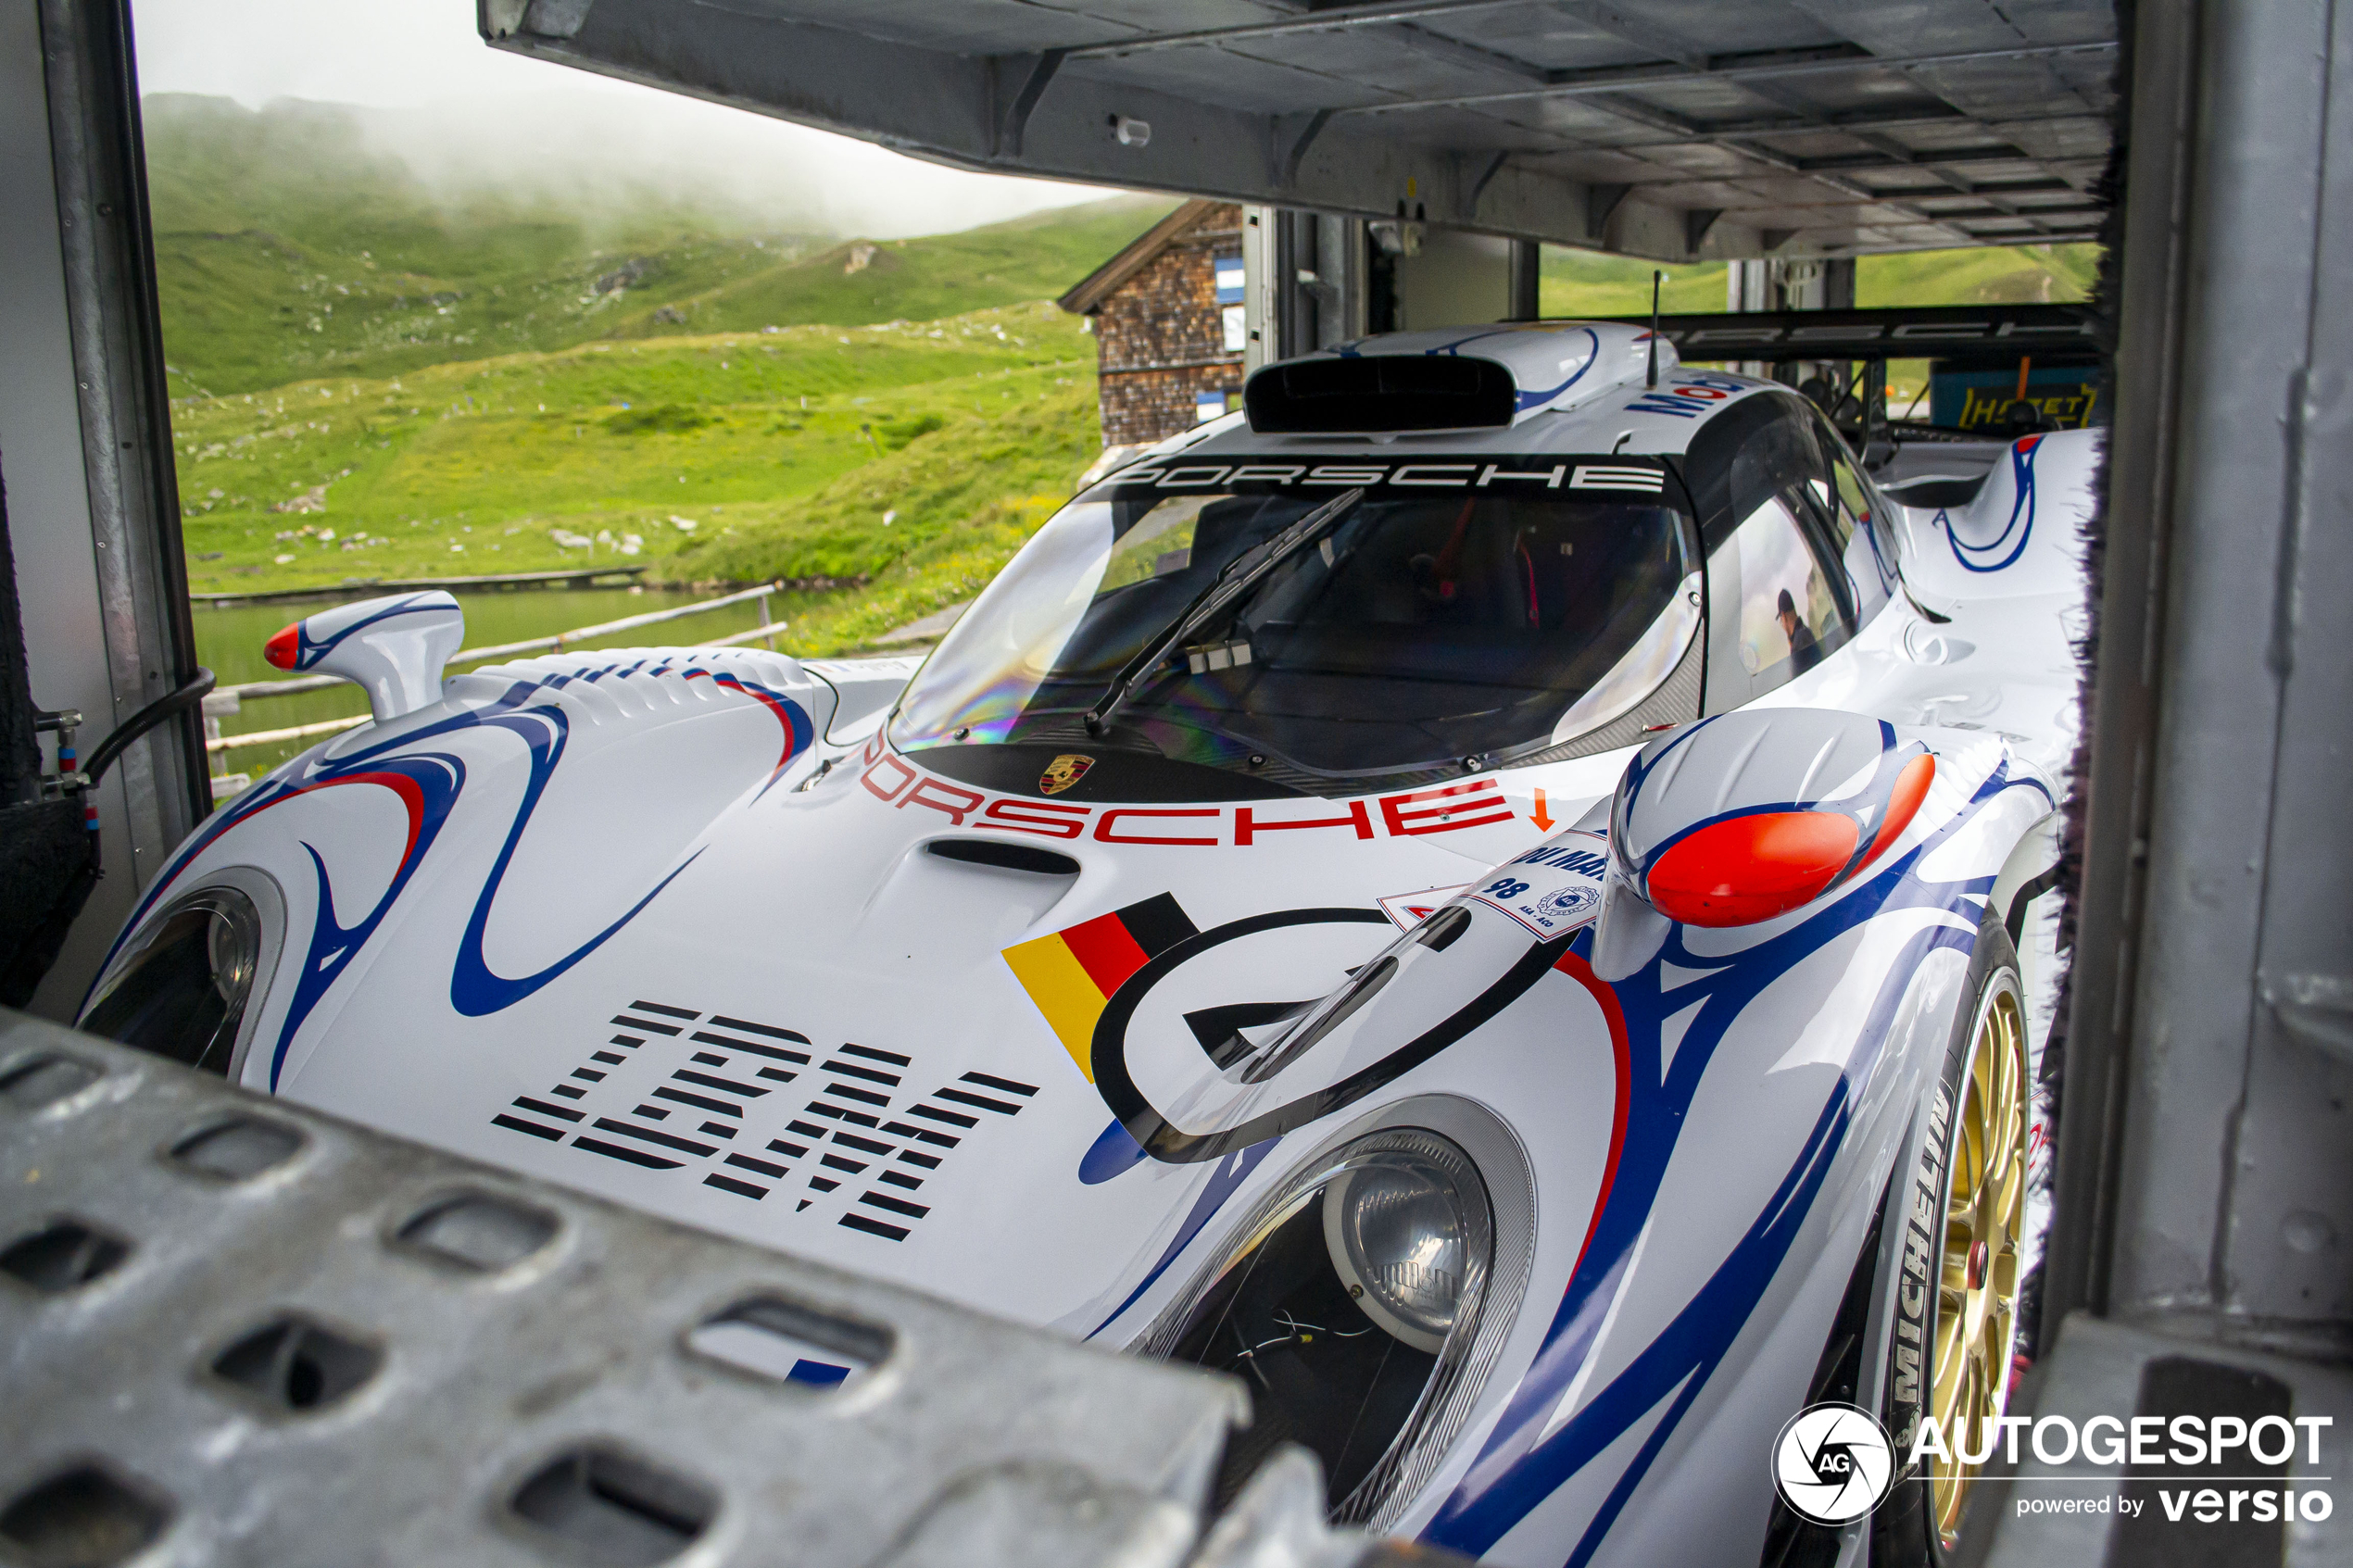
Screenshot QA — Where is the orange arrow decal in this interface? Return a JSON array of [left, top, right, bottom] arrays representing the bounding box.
[[1530, 787, 1554, 832]]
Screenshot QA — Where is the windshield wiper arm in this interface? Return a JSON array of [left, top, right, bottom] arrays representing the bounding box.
[[1085, 487, 1365, 736]]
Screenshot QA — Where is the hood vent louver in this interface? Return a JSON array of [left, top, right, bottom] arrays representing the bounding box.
[[1244, 356, 1516, 433], [926, 840, 1081, 877]]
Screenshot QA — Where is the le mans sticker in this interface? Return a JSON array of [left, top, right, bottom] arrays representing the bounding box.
[[1465, 830, 1608, 938]]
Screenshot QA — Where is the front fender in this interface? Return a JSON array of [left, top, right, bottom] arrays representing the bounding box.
[[82, 647, 824, 1092], [1210, 712, 2052, 1562]]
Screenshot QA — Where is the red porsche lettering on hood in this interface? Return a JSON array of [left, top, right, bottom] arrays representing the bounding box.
[[854, 749, 1536, 850]]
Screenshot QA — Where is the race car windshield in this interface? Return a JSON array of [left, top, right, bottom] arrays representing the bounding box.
[[891, 460, 1699, 782]]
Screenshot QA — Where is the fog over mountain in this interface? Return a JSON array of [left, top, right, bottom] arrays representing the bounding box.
[[151, 92, 833, 242], [333, 87, 1118, 241], [132, 0, 1117, 239], [140, 92, 1172, 396]]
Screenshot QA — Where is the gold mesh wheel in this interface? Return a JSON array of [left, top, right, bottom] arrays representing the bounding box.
[[1928, 983, 2027, 1547]]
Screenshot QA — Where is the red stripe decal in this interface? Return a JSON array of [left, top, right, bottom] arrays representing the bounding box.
[[229, 770, 427, 866], [1554, 947, 1630, 1283], [711, 673, 796, 774], [1062, 912, 1151, 997], [324, 771, 427, 863]]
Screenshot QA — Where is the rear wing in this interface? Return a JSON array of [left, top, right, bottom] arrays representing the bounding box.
[[1588, 304, 2100, 369], [1579, 303, 2103, 445]]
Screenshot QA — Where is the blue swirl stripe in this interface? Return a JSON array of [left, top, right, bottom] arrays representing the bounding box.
[[292, 593, 451, 671], [1425, 764, 2020, 1561], [102, 662, 812, 1085], [446, 699, 703, 1018], [1942, 435, 2043, 574]]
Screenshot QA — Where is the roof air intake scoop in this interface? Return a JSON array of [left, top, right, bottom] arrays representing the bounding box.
[[1244, 355, 1516, 433]]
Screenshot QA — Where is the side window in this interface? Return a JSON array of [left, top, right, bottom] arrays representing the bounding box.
[[1730, 499, 1841, 678], [1684, 392, 1856, 710], [1734, 408, 1852, 623], [1794, 418, 1856, 551], [1826, 441, 1870, 536], [1812, 410, 1900, 614]]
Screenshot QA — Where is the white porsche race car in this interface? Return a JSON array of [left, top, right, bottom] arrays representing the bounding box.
[[83, 323, 2089, 1565]]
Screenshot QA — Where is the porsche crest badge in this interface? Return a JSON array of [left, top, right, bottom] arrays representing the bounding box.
[[1039, 754, 1094, 796]]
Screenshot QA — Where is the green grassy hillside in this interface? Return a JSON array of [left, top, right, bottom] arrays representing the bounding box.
[[665, 372, 1097, 651], [599, 202, 1183, 342], [147, 94, 1152, 675], [188, 317, 1100, 778], [1539, 242, 2096, 318], [146, 94, 803, 397], [1857, 243, 2097, 306], [171, 302, 1094, 608], [145, 94, 1173, 397], [1538, 253, 1729, 317]]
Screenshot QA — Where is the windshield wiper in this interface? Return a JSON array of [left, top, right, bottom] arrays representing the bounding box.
[[1085, 487, 1365, 736]]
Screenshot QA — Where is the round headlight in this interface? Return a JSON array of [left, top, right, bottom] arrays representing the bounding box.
[[82, 887, 266, 1076], [1324, 1154, 1476, 1352], [1142, 1126, 1498, 1524]]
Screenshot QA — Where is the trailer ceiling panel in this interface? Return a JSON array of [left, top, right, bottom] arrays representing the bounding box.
[[480, 0, 2116, 260]]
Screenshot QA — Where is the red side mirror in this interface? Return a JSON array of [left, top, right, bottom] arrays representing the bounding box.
[[1614, 710, 1937, 930], [1642, 755, 1933, 927]]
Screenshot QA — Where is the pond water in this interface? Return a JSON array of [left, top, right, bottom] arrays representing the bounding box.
[[198, 584, 813, 786]]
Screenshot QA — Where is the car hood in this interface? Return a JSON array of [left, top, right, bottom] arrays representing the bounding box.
[[270, 724, 1590, 1335]]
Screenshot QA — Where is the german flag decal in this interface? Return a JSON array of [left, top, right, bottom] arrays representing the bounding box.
[[1003, 894, 1199, 1080]]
